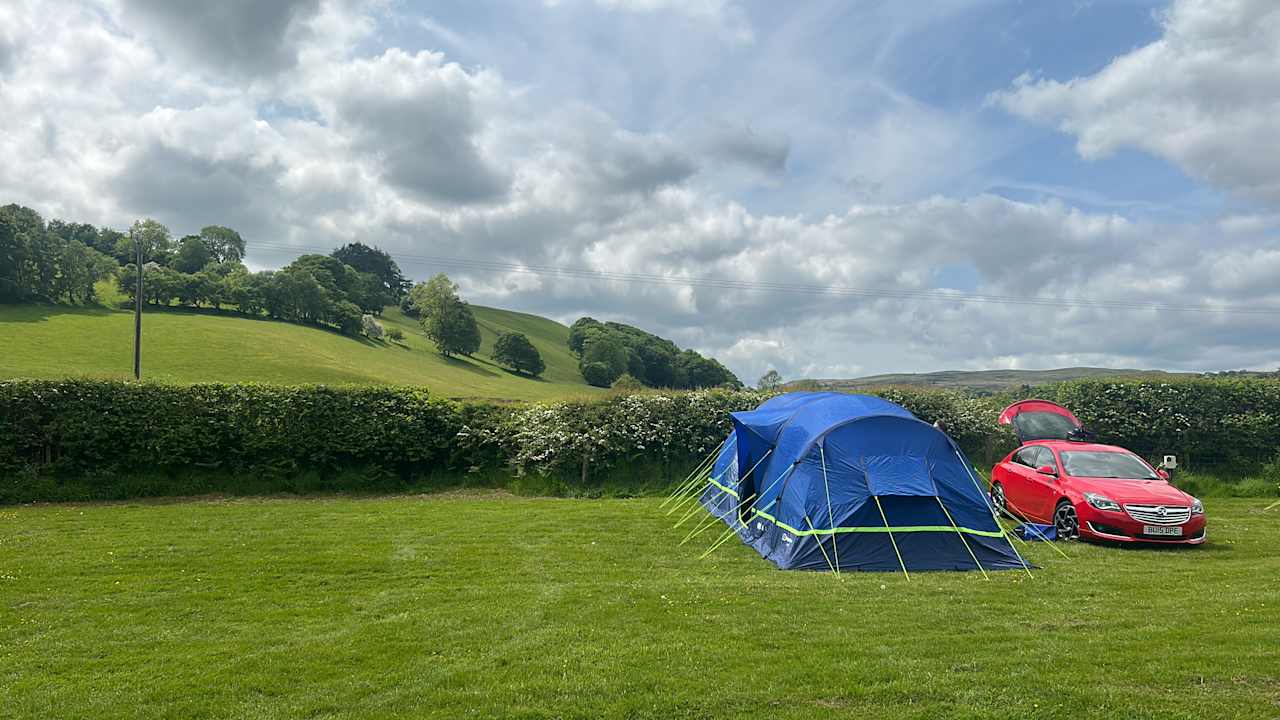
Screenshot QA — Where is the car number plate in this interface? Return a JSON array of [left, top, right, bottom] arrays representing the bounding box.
[[1143, 525, 1183, 536]]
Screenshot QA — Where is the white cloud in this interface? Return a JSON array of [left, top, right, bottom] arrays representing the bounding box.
[[2, 0, 1279, 384], [305, 49, 512, 204], [992, 0, 1280, 206]]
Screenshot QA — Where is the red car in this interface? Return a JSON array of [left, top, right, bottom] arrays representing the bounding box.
[[990, 400, 1205, 544]]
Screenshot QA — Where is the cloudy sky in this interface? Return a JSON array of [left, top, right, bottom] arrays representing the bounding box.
[[3, 0, 1279, 382]]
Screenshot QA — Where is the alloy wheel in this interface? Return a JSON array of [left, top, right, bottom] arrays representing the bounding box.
[[1054, 502, 1079, 540], [990, 483, 1007, 514]]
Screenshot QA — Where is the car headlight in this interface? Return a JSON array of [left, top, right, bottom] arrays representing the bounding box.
[[1084, 492, 1121, 512], [1191, 498, 1204, 515]]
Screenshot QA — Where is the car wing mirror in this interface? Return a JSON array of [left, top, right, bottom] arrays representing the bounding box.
[[1036, 465, 1057, 477], [1156, 468, 1170, 480]]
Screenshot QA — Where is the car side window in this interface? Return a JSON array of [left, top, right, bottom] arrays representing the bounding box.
[[1036, 447, 1058, 473], [1014, 448, 1039, 467]]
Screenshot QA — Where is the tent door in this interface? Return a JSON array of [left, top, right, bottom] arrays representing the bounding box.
[[738, 465, 757, 526]]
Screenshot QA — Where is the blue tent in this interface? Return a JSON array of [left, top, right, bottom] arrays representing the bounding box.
[[699, 392, 1028, 573]]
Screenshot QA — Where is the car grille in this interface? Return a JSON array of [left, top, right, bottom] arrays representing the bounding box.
[[1124, 504, 1191, 525]]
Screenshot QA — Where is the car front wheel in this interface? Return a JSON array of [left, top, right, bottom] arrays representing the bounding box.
[[1054, 500, 1079, 540], [990, 482, 1007, 515]]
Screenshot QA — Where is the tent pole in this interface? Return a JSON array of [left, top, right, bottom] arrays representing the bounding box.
[[993, 502, 1071, 560], [818, 445, 841, 576], [698, 463, 798, 560], [935, 496, 989, 580], [662, 451, 720, 512], [872, 495, 910, 581], [673, 490, 713, 528], [661, 464, 711, 512], [667, 448, 771, 518], [661, 439, 725, 508], [747, 462, 795, 518], [682, 493, 754, 545], [954, 449, 1036, 575], [665, 467, 717, 518], [802, 515, 838, 574]]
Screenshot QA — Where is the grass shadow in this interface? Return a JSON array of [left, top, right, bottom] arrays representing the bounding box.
[[440, 354, 499, 378], [0, 302, 121, 323], [1091, 539, 1229, 554], [469, 354, 550, 383]]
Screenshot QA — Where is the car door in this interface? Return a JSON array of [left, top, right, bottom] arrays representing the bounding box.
[[1001, 446, 1043, 518], [1023, 446, 1061, 521]]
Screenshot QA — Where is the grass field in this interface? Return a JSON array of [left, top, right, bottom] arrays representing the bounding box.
[[0, 297, 599, 401], [2, 494, 1276, 719]]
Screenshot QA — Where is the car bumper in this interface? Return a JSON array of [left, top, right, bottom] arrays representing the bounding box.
[[1077, 505, 1206, 544]]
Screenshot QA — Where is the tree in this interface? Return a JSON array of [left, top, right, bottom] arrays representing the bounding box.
[[579, 334, 629, 387], [757, 369, 783, 390], [581, 362, 615, 388], [407, 273, 459, 320], [493, 332, 545, 376], [565, 315, 737, 389], [0, 204, 46, 300], [331, 242, 408, 299], [362, 314, 385, 339], [53, 240, 115, 303], [568, 317, 602, 355], [117, 219, 173, 266], [611, 373, 644, 391], [173, 235, 213, 273], [332, 300, 364, 336], [199, 225, 245, 264], [423, 297, 481, 357], [352, 271, 393, 314]]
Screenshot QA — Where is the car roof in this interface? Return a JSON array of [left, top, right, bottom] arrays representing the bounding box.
[[1022, 440, 1132, 454]]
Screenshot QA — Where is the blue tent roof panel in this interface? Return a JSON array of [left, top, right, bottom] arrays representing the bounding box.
[[699, 391, 1029, 574]]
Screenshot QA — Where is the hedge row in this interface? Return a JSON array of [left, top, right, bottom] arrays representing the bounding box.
[[2, 378, 1278, 502]]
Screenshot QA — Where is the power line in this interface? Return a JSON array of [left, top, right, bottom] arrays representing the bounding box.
[[247, 240, 1280, 317]]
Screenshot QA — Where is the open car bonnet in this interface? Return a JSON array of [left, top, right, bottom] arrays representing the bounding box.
[[998, 399, 1085, 443]]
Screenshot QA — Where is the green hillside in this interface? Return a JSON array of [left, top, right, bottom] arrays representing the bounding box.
[[798, 366, 1199, 394], [0, 300, 600, 402]]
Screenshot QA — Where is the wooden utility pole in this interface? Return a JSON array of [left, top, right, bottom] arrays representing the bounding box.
[[133, 231, 143, 380]]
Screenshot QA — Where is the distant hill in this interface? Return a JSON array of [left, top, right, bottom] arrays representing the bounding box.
[[793, 367, 1202, 394], [0, 300, 601, 402]]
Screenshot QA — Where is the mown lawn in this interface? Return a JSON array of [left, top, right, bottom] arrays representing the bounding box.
[[1, 495, 1276, 719]]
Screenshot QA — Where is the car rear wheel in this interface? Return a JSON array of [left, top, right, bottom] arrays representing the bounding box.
[[990, 482, 1007, 515], [1054, 500, 1079, 540]]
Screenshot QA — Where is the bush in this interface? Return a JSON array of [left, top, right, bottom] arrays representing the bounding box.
[[5, 378, 1280, 503], [387, 328, 405, 342], [611, 374, 644, 391], [361, 314, 385, 340], [0, 381, 465, 502]]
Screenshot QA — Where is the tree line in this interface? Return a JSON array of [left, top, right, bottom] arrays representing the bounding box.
[[1, 202, 411, 338], [568, 317, 739, 389]]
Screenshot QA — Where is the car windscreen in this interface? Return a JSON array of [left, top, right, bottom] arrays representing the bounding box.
[[1059, 451, 1158, 480], [1011, 411, 1079, 441]]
